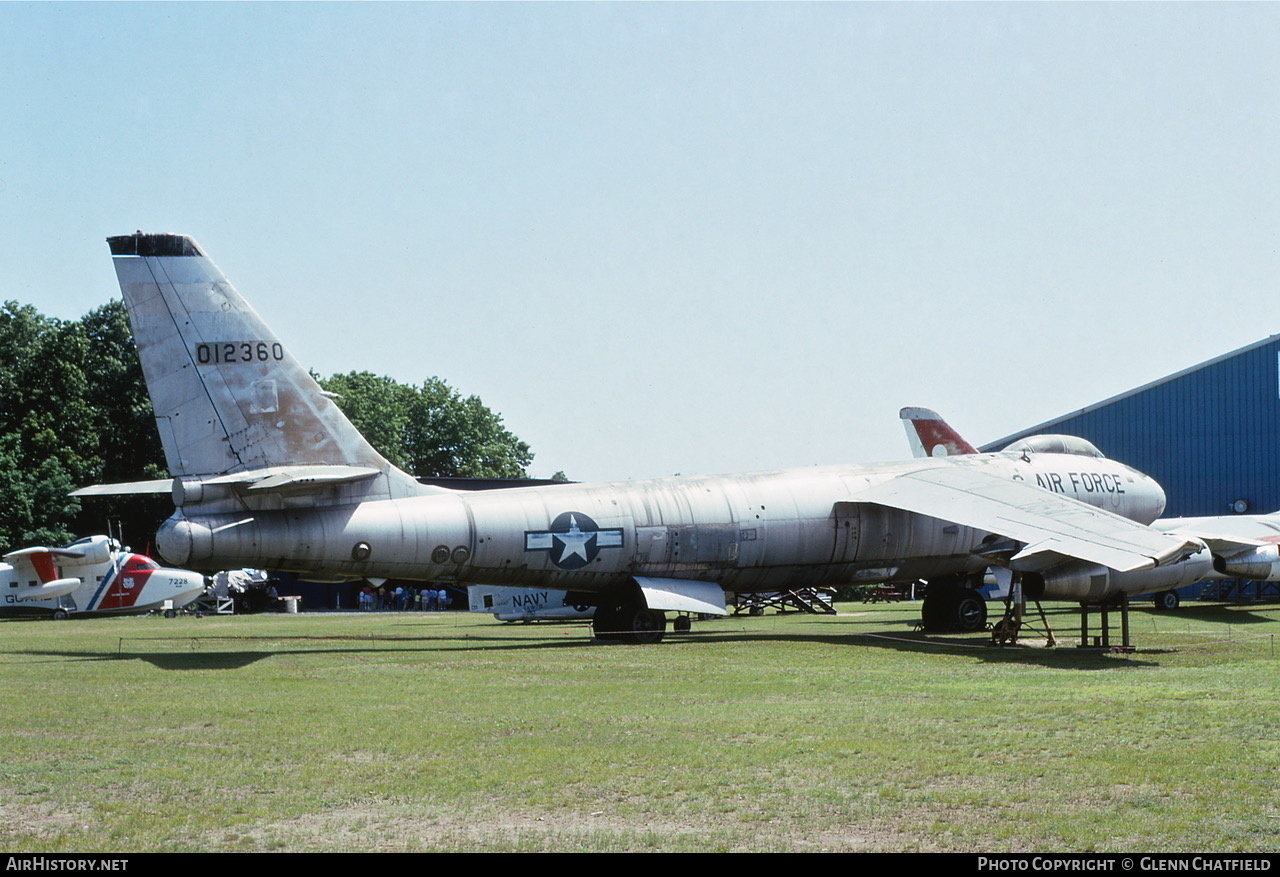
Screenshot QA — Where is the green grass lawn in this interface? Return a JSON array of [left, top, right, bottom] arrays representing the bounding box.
[[2, 601, 1278, 852]]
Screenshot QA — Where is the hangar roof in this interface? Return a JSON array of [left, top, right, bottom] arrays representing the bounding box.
[[980, 331, 1280, 518], [983, 333, 1280, 452]]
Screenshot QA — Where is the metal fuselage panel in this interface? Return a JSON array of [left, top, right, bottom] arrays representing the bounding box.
[[158, 452, 1165, 593]]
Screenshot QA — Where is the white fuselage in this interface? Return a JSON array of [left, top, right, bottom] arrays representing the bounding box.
[[0, 547, 205, 618]]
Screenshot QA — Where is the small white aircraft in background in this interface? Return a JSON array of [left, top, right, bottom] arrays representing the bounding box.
[[901, 407, 1280, 614], [468, 585, 595, 622], [0, 535, 206, 619]]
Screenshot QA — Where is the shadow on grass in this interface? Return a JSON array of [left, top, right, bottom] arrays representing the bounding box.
[[13, 599, 1256, 671], [1133, 603, 1280, 625], [674, 626, 1165, 669], [14, 648, 276, 669], [12, 632, 604, 670], [9, 615, 1165, 670]]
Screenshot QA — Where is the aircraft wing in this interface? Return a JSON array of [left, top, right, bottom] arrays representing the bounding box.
[[853, 465, 1202, 573], [1155, 514, 1280, 557]]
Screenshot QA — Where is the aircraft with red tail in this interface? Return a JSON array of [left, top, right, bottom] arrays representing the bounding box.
[[1, 535, 205, 619], [901, 407, 1280, 617]]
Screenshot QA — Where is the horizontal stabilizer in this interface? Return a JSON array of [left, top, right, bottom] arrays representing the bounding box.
[[199, 465, 380, 487], [199, 465, 384, 491], [71, 467, 415, 499], [3, 547, 85, 562], [70, 479, 172, 497]]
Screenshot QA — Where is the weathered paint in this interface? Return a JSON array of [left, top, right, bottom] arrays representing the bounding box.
[[98, 234, 1199, 615]]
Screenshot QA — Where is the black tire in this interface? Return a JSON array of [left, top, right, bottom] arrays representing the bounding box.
[[51, 609, 70, 621], [592, 604, 623, 641], [593, 603, 667, 644], [164, 609, 177, 618], [673, 615, 691, 633], [1154, 590, 1180, 611], [920, 590, 956, 632], [627, 608, 667, 644], [748, 605, 764, 617], [921, 587, 987, 632], [954, 589, 988, 632]]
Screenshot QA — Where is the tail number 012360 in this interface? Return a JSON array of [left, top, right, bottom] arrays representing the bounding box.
[[196, 342, 285, 365]]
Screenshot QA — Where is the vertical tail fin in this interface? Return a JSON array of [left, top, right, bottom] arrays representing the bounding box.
[[899, 407, 979, 458], [107, 233, 409, 486]]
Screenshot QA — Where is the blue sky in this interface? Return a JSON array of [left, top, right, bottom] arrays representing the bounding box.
[[3, 3, 1278, 481]]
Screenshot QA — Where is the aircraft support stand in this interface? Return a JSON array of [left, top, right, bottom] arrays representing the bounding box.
[[1077, 597, 1133, 651]]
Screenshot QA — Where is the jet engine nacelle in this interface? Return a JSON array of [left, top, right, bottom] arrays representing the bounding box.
[[1023, 550, 1218, 602], [1213, 544, 1280, 581]]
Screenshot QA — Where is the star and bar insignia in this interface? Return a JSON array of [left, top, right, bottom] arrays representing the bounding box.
[[525, 512, 624, 570]]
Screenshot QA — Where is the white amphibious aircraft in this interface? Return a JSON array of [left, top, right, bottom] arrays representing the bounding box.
[[0, 535, 205, 619], [76, 232, 1203, 642], [902, 407, 1280, 618]]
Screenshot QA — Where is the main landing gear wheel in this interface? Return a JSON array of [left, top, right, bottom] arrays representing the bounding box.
[[921, 586, 987, 633], [593, 603, 668, 644], [1154, 590, 1180, 611], [51, 609, 70, 621], [954, 589, 988, 632]]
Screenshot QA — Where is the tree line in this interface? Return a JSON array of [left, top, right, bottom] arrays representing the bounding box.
[[0, 299, 540, 554]]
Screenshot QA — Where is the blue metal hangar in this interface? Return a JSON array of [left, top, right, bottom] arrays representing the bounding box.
[[982, 334, 1280, 519]]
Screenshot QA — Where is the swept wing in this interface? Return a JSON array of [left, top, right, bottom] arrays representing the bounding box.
[[852, 464, 1201, 573]]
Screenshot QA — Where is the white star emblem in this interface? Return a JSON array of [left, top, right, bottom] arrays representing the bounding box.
[[554, 515, 594, 565], [524, 512, 624, 569]]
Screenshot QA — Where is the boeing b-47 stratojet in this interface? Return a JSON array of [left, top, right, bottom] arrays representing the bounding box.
[[75, 233, 1203, 642]]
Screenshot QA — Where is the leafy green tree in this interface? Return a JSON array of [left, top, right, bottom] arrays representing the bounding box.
[[0, 300, 168, 552], [314, 371, 416, 471], [319, 372, 533, 478], [0, 300, 541, 553], [0, 434, 79, 548], [0, 302, 88, 550]]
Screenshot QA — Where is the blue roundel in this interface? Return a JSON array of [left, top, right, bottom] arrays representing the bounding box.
[[524, 511, 624, 570]]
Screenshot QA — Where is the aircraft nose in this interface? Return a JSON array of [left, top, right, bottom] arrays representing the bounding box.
[[1147, 475, 1168, 520], [166, 569, 207, 599]]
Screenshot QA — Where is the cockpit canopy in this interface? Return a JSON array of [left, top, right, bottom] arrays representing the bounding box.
[[1003, 434, 1106, 459]]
